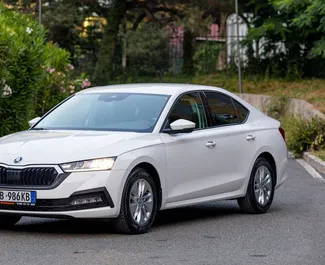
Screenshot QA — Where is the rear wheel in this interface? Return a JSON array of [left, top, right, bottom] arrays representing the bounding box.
[[113, 168, 158, 234], [238, 157, 275, 214], [0, 215, 21, 228]]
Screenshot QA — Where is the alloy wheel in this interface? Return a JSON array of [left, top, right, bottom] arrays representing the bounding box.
[[129, 179, 154, 226], [254, 166, 273, 207]]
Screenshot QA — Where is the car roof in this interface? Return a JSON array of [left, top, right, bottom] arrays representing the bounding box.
[[78, 83, 229, 96]]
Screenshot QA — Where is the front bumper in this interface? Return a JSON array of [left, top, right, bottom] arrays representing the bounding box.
[[0, 206, 116, 219], [0, 169, 126, 219]]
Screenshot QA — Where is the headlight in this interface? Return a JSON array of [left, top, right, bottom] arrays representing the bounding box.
[[60, 157, 116, 172]]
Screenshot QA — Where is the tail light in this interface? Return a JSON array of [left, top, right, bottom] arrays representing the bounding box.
[[279, 127, 285, 141]]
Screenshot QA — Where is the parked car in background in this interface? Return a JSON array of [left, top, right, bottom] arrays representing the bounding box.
[[0, 84, 288, 234]]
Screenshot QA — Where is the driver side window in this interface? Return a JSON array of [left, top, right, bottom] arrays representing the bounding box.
[[167, 93, 207, 129]]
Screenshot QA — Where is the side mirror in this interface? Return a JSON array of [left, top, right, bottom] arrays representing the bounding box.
[[28, 117, 41, 127], [164, 119, 196, 134]]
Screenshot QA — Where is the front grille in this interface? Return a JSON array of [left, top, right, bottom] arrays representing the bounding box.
[[0, 167, 59, 187]]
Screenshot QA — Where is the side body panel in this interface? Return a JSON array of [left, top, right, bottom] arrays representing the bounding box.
[[159, 130, 221, 204]]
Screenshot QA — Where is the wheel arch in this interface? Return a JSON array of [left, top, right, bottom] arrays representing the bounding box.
[[256, 152, 277, 187], [242, 147, 278, 195], [115, 144, 167, 213], [132, 162, 163, 210]]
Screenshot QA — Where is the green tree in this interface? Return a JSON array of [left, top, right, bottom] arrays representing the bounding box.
[[274, 0, 325, 58], [92, 0, 222, 80], [244, 0, 325, 78], [0, 3, 90, 136], [179, 6, 213, 74]]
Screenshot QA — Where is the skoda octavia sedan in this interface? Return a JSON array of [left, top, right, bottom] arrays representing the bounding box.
[[0, 84, 288, 234]]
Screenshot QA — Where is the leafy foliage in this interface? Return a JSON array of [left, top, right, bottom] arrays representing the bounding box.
[[3, 0, 233, 79], [0, 4, 90, 137], [266, 96, 288, 119], [274, 0, 325, 59], [7, 0, 325, 81], [0, 4, 45, 136], [243, 0, 325, 78], [280, 116, 325, 155], [193, 42, 224, 74], [125, 23, 169, 76]]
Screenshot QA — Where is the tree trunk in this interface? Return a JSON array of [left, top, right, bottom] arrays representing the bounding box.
[[255, 39, 260, 60], [183, 31, 195, 74], [122, 22, 127, 73], [217, 12, 227, 70]]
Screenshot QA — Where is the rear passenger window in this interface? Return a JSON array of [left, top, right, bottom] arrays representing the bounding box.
[[233, 100, 249, 122], [205, 92, 239, 126]]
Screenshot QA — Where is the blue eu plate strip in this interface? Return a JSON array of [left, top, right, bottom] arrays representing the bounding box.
[[31, 191, 36, 204]]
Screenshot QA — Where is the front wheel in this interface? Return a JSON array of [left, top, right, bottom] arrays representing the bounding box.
[[113, 168, 158, 234], [238, 157, 275, 214], [0, 215, 21, 228]]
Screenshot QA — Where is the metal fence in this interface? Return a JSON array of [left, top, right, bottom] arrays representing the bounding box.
[[72, 33, 248, 79], [73, 16, 250, 78]]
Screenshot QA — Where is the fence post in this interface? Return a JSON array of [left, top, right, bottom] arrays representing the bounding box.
[[235, 0, 243, 94]]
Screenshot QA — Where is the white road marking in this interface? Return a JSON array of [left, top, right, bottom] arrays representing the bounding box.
[[296, 159, 324, 180]]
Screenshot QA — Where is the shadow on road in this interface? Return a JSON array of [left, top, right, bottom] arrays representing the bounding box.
[[155, 202, 241, 226], [4, 202, 244, 235]]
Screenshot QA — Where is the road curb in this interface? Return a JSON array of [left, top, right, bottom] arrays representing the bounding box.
[[303, 152, 325, 174]]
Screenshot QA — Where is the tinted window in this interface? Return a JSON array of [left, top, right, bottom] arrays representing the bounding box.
[[233, 100, 249, 122], [34, 93, 169, 132], [167, 93, 207, 129], [205, 92, 239, 126]]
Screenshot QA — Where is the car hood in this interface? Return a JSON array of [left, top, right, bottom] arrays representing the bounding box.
[[0, 130, 162, 165]]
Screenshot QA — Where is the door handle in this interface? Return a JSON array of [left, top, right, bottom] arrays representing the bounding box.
[[246, 135, 256, 141], [206, 141, 216, 148]]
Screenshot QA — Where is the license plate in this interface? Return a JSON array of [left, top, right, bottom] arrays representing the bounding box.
[[0, 191, 36, 205]]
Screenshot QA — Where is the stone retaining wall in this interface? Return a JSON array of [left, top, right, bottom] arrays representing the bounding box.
[[238, 93, 325, 121]]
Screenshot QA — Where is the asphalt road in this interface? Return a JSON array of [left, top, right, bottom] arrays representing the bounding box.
[[1, 159, 325, 265]]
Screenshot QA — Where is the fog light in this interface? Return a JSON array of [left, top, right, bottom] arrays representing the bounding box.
[[70, 196, 103, 206]]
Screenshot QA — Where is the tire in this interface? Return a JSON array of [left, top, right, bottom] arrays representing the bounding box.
[[0, 215, 21, 228], [238, 157, 275, 214], [113, 168, 158, 234]]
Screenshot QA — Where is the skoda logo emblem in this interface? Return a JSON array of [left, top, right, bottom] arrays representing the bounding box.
[[14, 157, 23, 164]]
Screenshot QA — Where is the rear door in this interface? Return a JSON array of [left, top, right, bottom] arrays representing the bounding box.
[[202, 91, 258, 195]]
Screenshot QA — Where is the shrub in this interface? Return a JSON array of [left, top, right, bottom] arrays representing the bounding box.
[[0, 4, 46, 136], [280, 115, 325, 155], [125, 23, 169, 77], [0, 4, 91, 137], [193, 42, 224, 74], [266, 96, 288, 119]]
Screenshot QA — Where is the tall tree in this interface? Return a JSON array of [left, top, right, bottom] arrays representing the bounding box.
[[274, 0, 325, 58], [93, 0, 216, 80], [241, 0, 325, 78]]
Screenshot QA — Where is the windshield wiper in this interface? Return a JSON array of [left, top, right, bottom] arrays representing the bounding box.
[[31, 128, 48, 130]]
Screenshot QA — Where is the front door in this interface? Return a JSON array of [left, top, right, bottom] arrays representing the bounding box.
[[160, 92, 219, 204]]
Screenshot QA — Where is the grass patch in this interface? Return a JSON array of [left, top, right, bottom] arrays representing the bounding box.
[[313, 150, 325, 161]]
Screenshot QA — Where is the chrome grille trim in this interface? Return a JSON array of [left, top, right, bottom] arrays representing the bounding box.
[[0, 164, 68, 190]]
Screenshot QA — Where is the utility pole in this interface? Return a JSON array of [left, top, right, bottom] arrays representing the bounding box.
[[38, 0, 42, 24], [235, 0, 243, 94]]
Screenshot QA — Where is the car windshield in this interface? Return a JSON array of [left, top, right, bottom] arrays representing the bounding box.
[[33, 93, 170, 133]]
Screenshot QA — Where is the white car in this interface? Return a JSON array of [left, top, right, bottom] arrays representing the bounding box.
[[0, 84, 288, 234]]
